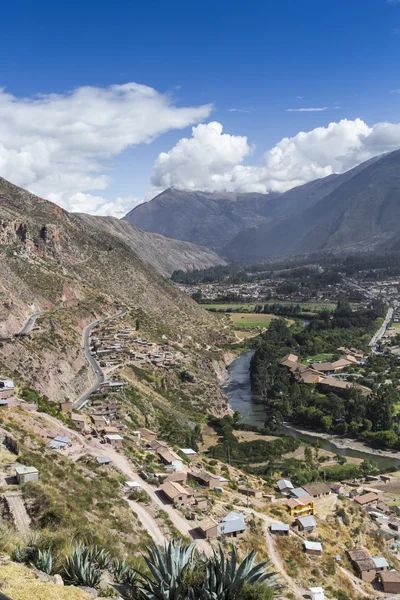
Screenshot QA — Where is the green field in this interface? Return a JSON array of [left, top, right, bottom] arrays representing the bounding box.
[[229, 312, 277, 328], [300, 353, 334, 365], [201, 300, 343, 313]]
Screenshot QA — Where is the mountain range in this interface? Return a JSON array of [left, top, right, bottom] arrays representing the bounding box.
[[124, 151, 400, 262]]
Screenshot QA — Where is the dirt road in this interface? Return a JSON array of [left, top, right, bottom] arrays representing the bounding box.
[[100, 446, 212, 555], [127, 499, 164, 546]]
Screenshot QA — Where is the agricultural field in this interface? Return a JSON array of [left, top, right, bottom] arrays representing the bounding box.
[[201, 300, 352, 313], [228, 312, 278, 328]]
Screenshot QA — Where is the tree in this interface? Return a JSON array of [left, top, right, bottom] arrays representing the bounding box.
[[304, 446, 313, 468]]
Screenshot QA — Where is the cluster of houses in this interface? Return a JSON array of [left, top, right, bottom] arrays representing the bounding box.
[[280, 352, 371, 397], [346, 548, 400, 592], [274, 475, 400, 591], [135, 427, 249, 540], [59, 401, 126, 447], [90, 323, 180, 371]]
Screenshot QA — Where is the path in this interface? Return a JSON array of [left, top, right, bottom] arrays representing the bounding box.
[[127, 499, 165, 546], [99, 446, 212, 555], [4, 491, 31, 535], [338, 565, 370, 598], [224, 503, 305, 599], [74, 308, 127, 409]]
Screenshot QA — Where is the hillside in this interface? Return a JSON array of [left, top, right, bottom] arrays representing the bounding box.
[[77, 213, 225, 277], [224, 150, 400, 261], [123, 158, 380, 253], [124, 188, 272, 251], [0, 176, 229, 409]]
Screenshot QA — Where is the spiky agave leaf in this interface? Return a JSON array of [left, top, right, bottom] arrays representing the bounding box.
[[201, 545, 282, 600], [139, 539, 196, 600], [31, 547, 58, 575], [62, 544, 102, 588]]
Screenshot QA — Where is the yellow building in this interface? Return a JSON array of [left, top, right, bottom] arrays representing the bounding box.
[[285, 495, 315, 517]]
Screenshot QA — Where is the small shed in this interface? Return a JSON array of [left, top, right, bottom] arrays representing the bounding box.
[[96, 456, 113, 466], [277, 479, 293, 494], [105, 434, 123, 447], [309, 587, 324, 600], [354, 492, 379, 506], [296, 515, 317, 532], [60, 401, 73, 415], [197, 517, 218, 539], [218, 512, 247, 538], [15, 465, 39, 484], [270, 523, 289, 536], [302, 483, 332, 498], [380, 571, 400, 593], [138, 427, 157, 441], [238, 487, 263, 499], [304, 541, 322, 556], [125, 481, 141, 492]]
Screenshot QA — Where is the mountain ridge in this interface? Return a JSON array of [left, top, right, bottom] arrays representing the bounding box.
[[224, 149, 400, 261], [123, 155, 383, 253]]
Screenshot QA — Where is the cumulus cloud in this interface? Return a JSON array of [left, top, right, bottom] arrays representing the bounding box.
[[150, 118, 400, 195], [0, 83, 212, 215], [151, 122, 252, 190]]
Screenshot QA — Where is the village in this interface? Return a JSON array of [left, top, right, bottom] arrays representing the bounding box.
[[3, 374, 400, 599]]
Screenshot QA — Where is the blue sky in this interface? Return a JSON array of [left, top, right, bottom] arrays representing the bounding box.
[[1, 0, 400, 215]]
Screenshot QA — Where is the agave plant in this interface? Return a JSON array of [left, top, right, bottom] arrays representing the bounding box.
[[11, 545, 30, 563], [62, 544, 102, 588], [31, 547, 58, 575], [86, 544, 111, 570], [193, 545, 282, 600], [110, 558, 131, 583], [139, 539, 196, 600]]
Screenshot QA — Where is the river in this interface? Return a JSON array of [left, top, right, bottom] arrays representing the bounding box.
[[223, 349, 400, 469]]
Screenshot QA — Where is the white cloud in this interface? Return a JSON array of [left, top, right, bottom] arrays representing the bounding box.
[[150, 118, 400, 195], [227, 108, 251, 113], [151, 122, 252, 190], [0, 83, 212, 216], [286, 107, 328, 112]]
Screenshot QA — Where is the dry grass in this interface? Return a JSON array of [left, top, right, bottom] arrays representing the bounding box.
[[0, 562, 93, 600], [200, 423, 221, 451], [233, 430, 279, 443]]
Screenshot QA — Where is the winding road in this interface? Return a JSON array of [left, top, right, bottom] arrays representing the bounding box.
[[17, 311, 44, 335], [74, 308, 127, 409]]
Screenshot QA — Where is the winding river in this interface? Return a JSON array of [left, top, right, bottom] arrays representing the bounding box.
[[223, 349, 400, 469]]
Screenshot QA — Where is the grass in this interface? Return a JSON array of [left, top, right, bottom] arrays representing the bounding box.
[[299, 353, 334, 364], [202, 301, 359, 315], [229, 313, 278, 329], [0, 562, 93, 600]]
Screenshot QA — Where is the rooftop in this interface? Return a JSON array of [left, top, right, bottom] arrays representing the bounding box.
[[297, 515, 316, 528], [381, 571, 400, 582], [271, 523, 289, 531], [372, 556, 389, 569], [15, 466, 38, 475], [304, 541, 322, 551]]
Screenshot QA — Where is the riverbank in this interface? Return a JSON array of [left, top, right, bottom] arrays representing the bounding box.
[[283, 423, 400, 460], [224, 349, 400, 468]]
